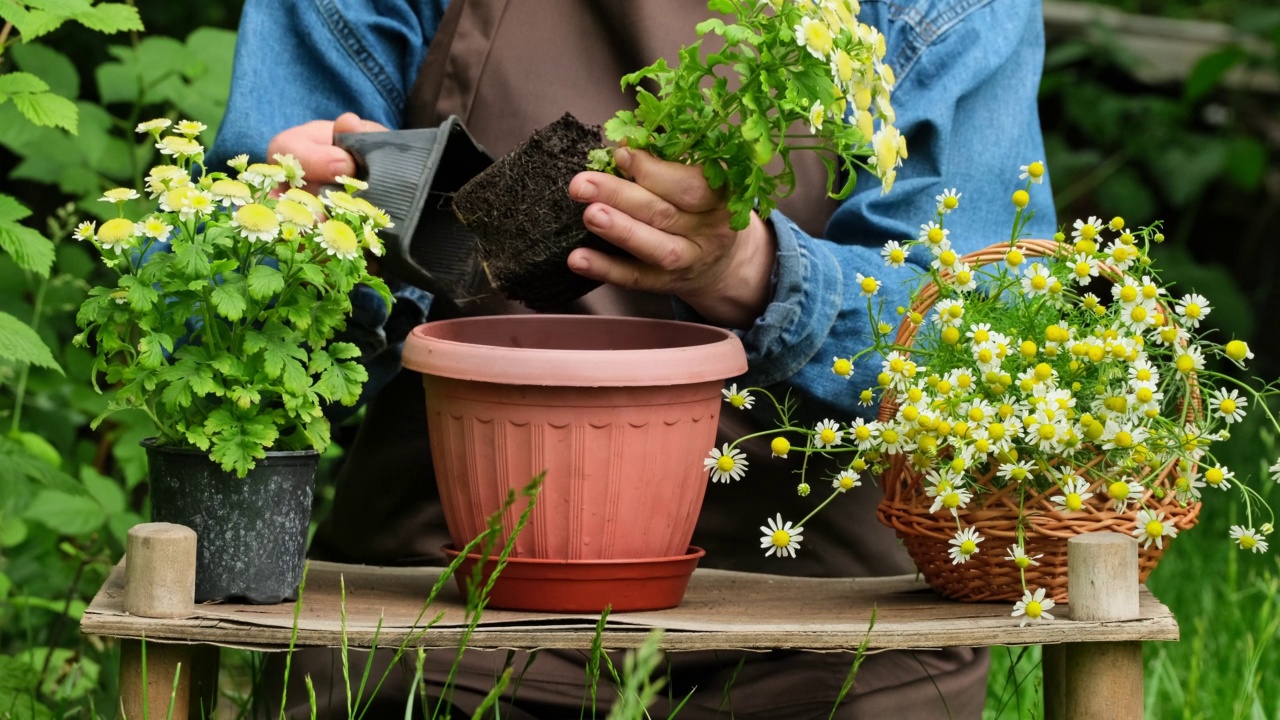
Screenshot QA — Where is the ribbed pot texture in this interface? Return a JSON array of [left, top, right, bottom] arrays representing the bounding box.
[[403, 315, 748, 561]]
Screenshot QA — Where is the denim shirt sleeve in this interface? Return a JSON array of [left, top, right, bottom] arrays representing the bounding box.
[[732, 0, 1059, 415], [208, 0, 447, 168]]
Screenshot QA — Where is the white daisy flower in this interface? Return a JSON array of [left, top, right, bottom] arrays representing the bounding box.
[[705, 443, 748, 483], [813, 419, 843, 449], [173, 119, 207, 137], [1068, 253, 1099, 285], [917, 221, 949, 252], [135, 118, 172, 134], [1105, 478, 1145, 510], [832, 470, 861, 492], [848, 417, 876, 450], [72, 221, 96, 242], [855, 272, 880, 297], [1012, 587, 1055, 626], [881, 240, 909, 268], [721, 383, 754, 410], [794, 15, 833, 60], [1018, 161, 1046, 184], [935, 188, 961, 213], [997, 460, 1036, 484], [933, 298, 965, 327], [1021, 264, 1054, 297], [230, 203, 280, 243], [273, 153, 307, 188], [1071, 216, 1103, 244], [760, 514, 804, 558], [832, 356, 855, 379], [1203, 465, 1234, 490], [948, 527, 984, 564], [1209, 388, 1247, 424], [1005, 544, 1042, 568], [1230, 526, 1269, 554], [1052, 477, 1094, 513], [929, 485, 973, 517], [1133, 508, 1177, 549], [136, 216, 173, 240]]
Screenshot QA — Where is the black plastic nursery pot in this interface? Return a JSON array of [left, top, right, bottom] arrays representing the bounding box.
[[143, 439, 319, 604]]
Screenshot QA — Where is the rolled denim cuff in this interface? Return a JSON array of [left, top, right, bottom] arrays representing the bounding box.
[[673, 212, 842, 388]]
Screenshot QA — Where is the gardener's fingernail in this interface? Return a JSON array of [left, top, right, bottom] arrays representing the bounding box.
[[586, 205, 611, 229], [569, 253, 589, 272], [614, 148, 632, 172], [575, 179, 597, 201]]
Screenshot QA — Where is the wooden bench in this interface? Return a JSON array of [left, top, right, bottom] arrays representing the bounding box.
[[81, 530, 1175, 719]]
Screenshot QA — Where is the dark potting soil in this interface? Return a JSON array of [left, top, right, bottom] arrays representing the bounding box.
[[452, 113, 621, 310]]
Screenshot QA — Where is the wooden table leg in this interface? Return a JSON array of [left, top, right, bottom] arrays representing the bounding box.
[[1063, 533, 1144, 720], [120, 640, 193, 720], [1042, 643, 1065, 720]]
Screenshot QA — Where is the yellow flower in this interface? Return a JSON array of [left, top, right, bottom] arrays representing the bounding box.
[[174, 119, 207, 137], [831, 49, 855, 86], [317, 219, 360, 259], [97, 217, 137, 251], [232, 203, 281, 243], [155, 135, 204, 158], [99, 188, 140, 205], [284, 188, 325, 213], [275, 199, 318, 229], [1225, 340, 1254, 363], [1011, 190, 1030, 209], [209, 179, 254, 206], [135, 118, 171, 134], [807, 100, 825, 133], [796, 16, 834, 59]]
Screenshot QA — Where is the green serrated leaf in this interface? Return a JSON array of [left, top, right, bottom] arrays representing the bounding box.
[[0, 71, 50, 97], [0, 218, 56, 276], [247, 263, 285, 300], [0, 193, 32, 223], [137, 332, 173, 369], [11, 42, 79, 97], [5, 7, 67, 40], [11, 90, 78, 133], [73, 2, 142, 33], [315, 360, 368, 407], [0, 311, 61, 371], [210, 275, 248, 321]]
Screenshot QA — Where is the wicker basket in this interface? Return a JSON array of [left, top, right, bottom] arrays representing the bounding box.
[[874, 239, 1202, 602]]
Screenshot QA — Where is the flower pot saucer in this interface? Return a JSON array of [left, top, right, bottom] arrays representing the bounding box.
[[441, 545, 705, 613]]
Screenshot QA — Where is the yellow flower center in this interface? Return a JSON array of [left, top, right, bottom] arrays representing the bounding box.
[[1145, 520, 1164, 539], [803, 19, 834, 56], [855, 426, 872, 441], [1176, 354, 1195, 374], [833, 49, 854, 83], [1012, 190, 1030, 208], [833, 358, 853, 376], [1079, 224, 1098, 240], [1016, 556, 1032, 569], [1114, 431, 1133, 448], [943, 195, 959, 210], [820, 428, 837, 445], [1184, 303, 1202, 319], [942, 327, 960, 345], [318, 220, 360, 257], [881, 429, 899, 444], [1075, 239, 1097, 254], [211, 179, 252, 202], [716, 455, 736, 472], [1038, 424, 1057, 441], [959, 540, 977, 555], [771, 437, 791, 456], [97, 217, 136, 246], [1006, 250, 1024, 267], [988, 422, 1006, 440], [860, 277, 878, 294], [729, 395, 746, 408], [1219, 398, 1237, 415], [1136, 388, 1154, 403], [1108, 481, 1131, 500], [889, 248, 905, 264], [1206, 468, 1224, 485], [1110, 216, 1126, 231], [1027, 162, 1045, 178], [927, 227, 945, 244], [1025, 600, 1043, 619], [939, 250, 958, 267], [771, 529, 791, 548], [1130, 306, 1148, 323], [1226, 340, 1250, 362], [235, 203, 279, 233], [942, 492, 961, 509], [1065, 493, 1083, 512], [1241, 534, 1257, 550]]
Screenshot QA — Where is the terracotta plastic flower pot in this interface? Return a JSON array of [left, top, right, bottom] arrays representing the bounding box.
[[403, 315, 747, 564]]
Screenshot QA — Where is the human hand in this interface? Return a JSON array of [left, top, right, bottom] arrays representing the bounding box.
[[266, 112, 388, 192], [567, 148, 777, 330]]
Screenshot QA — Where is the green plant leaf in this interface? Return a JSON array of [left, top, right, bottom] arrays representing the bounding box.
[[0, 71, 51, 97], [0, 311, 61, 371], [73, 2, 142, 33], [22, 489, 105, 534], [247, 263, 284, 300], [0, 217, 55, 276], [10, 90, 78, 133], [137, 332, 173, 368], [81, 466, 125, 515], [210, 274, 248, 321], [3, 6, 67, 40], [0, 193, 32, 223], [1184, 46, 1247, 103], [10, 41, 79, 97], [24, 0, 94, 15], [315, 360, 368, 407]]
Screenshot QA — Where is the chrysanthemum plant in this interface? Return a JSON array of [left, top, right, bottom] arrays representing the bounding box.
[[586, 0, 903, 231], [713, 161, 1280, 621], [73, 119, 392, 477]]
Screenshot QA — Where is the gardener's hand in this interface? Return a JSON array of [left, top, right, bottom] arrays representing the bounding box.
[[567, 148, 777, 330], [266, 112, 388, 192]]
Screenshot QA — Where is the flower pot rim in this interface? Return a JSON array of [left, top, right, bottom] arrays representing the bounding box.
[[403, 315, 747, 387], [442, 543, 706, 567], [140, 437, 321, 458]]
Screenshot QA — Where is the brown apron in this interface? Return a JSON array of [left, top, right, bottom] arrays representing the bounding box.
[[291, 2, 988, 717]]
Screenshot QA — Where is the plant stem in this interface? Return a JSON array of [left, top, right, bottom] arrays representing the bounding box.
[[0, 22, 13, 49], [10, 270, 51, 435]]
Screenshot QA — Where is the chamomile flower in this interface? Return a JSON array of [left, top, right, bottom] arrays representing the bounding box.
[[231, 203, 280, 243], [760, 514, 804, 558], [832, 356, 855, 378], [274, 199, 318, 229], [1133, 508, 1177, 549], [95, 217, 136, 252], [848, 417, 876, 449], [173, 119, 206, 137], [240, 162, 288, 188], [209, 179, 253, 207], [1231, 526, 1269, 553], [136, 216, 173, 240], [948, 526, 984, 564], [1019, 161, 1046, 184], [951, 261, 977, 291], [931, 247, 961, 273], [876, 421, 909, 455], [933, 298, 965, 327], [1173, 293, 1211, 328], [135, 118, 172, 134], [270, 153, 306, 188], [1069, 253, 1099, 285], [1071, 216, 1102, 244], [99, 188, 141, 205], [917, 221, 949, 252], [155, 135, 203, 158], [178, 191, 216, 221], [936, 188, 961, 213], [1209, 388, 1247, 424], [813, 419, 843, 449], [807, 100, 825, 133], [226, 154, 250, 173], [1203, 465, 1234, 490], [1173, 346, 1205, 375], [881, 240, 908, 268], [1269, 458, 1280, 484], [1105, 241, 1138, 271], [705, 444, 748, 483], [770, 436, 790, 458], [1173, 465, 1205, 503], [72, 221, 96, 242], [1005, 544, 1042, 568], [316, 219, 360, 259], [1021, 264, 1054, 297], [1106, 478, 1145, 510], [1053, 477, 1094, 512], [855, 273, 880, 297], [929, 484, 973, 517], [1225, 340, 1254, 364], [795, 15, 834, 59], [722, 383, 754, 410], [1012, 587, 1055, 626], [832, 469, 861, 492], [997, 460, 1036, 483]]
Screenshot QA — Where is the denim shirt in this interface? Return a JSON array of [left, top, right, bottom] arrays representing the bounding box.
[[212, 0, 1057, 419]]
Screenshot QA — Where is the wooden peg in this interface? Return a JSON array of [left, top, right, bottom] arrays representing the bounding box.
[[124, 522, 197, 619], [1064, 532, 1144, 720]]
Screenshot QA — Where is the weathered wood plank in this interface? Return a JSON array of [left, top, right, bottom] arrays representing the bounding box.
[[82, 561, 1178, 652]]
